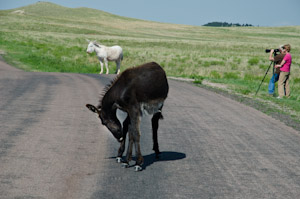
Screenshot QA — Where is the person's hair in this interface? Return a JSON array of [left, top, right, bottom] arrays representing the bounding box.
[[283, 44, 291, 52]]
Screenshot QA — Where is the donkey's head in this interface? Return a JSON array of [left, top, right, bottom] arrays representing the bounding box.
[[86, 104, 123, 142], [86, 41, 95, 54], [86, 40, 100, 54]]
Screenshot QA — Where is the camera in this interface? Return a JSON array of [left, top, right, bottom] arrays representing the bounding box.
[[265, 49, 280, 53]]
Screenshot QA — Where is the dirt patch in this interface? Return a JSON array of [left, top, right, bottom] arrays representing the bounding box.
[[12, 10, 25, 15], [202, 79, 228, 90], [168, 76, 194, 82]]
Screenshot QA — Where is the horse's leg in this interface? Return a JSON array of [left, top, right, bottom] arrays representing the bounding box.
[[116, 116, 130, 163], [99, 60, 104, 74], [115, 60, 121, 74], [152, 111, 163, 159], [104, 59, 109, 74]]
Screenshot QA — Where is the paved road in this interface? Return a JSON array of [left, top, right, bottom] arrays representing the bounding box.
[[1, 60, 300, 199]]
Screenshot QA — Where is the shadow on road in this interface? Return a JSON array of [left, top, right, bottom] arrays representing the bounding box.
[[109, 151, 186, 170], [143, 151, 186, 170]]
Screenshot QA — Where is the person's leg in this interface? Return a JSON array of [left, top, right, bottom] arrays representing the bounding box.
[[285, 73, 290, 97], [278, 72, 285, 98], [268, 73, 279, 95], [278, 72, 289, 98], [268, 74, 276, 94]]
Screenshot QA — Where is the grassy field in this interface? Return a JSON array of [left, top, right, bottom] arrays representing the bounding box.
[[1, 2, 300, 124]]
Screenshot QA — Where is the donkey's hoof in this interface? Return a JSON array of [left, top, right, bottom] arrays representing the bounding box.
[[121, 163, 129, 168], [134, 165, 142, 172], [116, 157, 122, 163]]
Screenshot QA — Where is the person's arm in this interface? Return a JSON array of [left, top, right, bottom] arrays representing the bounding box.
[[275, 59, 286, 68], [269, 49, 275, 61]]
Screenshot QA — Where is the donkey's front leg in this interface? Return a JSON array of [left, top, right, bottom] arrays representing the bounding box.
[[116, 116, 130, 163], [122, 114, 143, 171], [131, 116, 143, 171], [104, 59, 109, 74], [99, 60, 104, 74], [133, 131, 143, 171], [123, 124, 143, 171], [122, 130, 133, 168]]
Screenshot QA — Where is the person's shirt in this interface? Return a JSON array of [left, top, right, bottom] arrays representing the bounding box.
[[274, 53, 285, 74], [280, 53, 292, 72]]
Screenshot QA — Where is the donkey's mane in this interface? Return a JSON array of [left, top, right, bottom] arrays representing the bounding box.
[[99, 75, 120, 104], [93, 42, 101, 48], [104, 75, 120, 93], [93, 42, 106, 48]]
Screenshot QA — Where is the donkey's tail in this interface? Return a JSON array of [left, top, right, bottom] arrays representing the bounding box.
[[121, 52, 124, 61]]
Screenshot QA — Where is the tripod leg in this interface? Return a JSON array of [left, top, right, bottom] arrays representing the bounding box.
[[255, 61, 273, 95]]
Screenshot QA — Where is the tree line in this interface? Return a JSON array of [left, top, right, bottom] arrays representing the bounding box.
[[203, 22, 254, 27]]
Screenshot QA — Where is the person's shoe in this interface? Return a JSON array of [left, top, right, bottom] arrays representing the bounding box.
[[277, 96, 282, 99]]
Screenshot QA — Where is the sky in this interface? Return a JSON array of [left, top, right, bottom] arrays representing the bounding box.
[[1, 0, 300, 27]]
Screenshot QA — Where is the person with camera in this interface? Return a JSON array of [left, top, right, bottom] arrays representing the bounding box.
[[268, 46, 285, 96], [275, 44, 292, 98]]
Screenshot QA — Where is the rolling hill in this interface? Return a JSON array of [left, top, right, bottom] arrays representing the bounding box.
[[0, 2, 300, 123]]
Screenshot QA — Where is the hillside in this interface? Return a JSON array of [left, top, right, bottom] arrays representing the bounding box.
[[1, 2, 299, 74], [0, 2, 299, 97], [1, 2, 202, 40]]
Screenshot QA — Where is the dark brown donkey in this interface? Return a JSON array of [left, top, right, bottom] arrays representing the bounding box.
[[86, 62, 169, 171]]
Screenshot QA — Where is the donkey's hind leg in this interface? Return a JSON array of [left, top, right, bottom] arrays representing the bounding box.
[[116, 116, 130, 163], [115, 60, 121, 74], [152, 111, 163, 159]]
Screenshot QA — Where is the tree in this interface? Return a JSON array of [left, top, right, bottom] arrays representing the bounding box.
[[203, 22, 253, 27]]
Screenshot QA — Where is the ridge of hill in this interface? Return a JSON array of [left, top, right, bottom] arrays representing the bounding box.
[[4, 1, 195, 39], [10, 2, 124, 20]]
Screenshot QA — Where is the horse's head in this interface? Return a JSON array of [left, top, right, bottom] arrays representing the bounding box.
[[86, 104, 123, 142]]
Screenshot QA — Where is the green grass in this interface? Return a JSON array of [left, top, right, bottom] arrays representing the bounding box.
[[1, 2, 300, 123]]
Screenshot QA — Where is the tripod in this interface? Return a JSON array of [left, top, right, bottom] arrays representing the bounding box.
[[255, 60, 275, 95]]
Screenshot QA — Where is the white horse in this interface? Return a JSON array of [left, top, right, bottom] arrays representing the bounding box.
[[86, 40, 123, 74]]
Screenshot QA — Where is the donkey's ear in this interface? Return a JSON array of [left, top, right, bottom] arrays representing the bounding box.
[[86, 39, 91, 43], [86, 104, 100, 114], [112, 103, 123, 110]]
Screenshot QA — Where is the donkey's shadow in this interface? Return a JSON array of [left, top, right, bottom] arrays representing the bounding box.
[[143, 151, 186, 170], [110, 151, 186, 170]]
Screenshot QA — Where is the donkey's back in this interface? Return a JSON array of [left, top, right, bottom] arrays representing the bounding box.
[[114, 62, 169, 105]]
